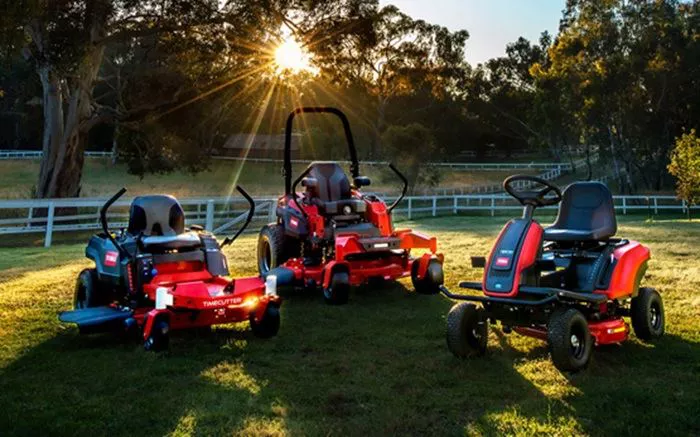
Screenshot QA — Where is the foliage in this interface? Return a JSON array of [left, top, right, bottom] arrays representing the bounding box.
[[668, 130, 700, 219]]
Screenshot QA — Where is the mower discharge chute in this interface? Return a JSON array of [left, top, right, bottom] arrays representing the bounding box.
[[257, 107, 444, 304], [441, 175, 664, 372], [59, 186, 281, 351]]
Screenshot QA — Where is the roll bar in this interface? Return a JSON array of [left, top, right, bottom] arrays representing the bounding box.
[[221, 185, 256, 247], [284, 107, 359, 194]]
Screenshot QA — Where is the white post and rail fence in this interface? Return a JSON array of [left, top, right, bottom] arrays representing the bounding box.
[[0, 194, 695, 248]]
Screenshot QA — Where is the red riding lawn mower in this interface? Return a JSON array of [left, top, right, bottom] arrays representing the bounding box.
[[441, 175, 665, 371], [59, 185, 281, 351], [257, 107, 444, 304]]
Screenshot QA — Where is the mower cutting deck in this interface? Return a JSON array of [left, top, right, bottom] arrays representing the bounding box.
[[59, 186, 281, 351], [257, 107, 444, 304], [441, 175, 664, 372]]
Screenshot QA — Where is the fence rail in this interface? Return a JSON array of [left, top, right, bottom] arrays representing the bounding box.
[[0, 193, 694, 247], [0, 150, 113, 159]]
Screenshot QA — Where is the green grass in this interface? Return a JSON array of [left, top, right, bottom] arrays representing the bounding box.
[[0, 216, 699, 436], [0, 159, 530, 199]]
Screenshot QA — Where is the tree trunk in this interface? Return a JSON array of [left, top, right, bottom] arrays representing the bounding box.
[[370, 95, 387, 159], [33, 8, 107, 198]]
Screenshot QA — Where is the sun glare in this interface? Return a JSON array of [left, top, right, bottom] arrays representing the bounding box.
[[273, 36, 318, 75]]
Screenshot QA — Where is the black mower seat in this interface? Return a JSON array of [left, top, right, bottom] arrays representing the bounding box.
[[544, 182, 617, 242], [141, 231, 201, 251], [128, 195, 202, 251], [307, 161, 366, 216]]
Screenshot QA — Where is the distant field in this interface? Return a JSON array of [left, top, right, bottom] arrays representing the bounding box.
[[0, 158, 534, 199], [0, 216, 698, 435]]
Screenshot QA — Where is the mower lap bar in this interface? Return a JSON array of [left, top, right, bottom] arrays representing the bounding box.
[[59, 306, 134, 332], [441, 283, 606, 305]]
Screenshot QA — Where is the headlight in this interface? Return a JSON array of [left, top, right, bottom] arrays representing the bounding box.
[[265, 275, 278, 296]]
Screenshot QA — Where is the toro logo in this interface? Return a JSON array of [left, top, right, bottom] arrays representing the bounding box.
[[104, 251, 119, 267], [495, 256, 510, 267], [289, 217, 299, 228], [203, 297, 242, 308]]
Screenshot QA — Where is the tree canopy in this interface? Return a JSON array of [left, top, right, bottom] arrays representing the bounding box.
[[1, 0, 699, 197]]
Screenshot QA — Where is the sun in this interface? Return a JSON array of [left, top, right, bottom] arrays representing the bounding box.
[[273, 36, 318, 75]]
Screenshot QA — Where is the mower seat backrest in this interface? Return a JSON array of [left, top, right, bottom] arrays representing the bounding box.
[[128, 195, 186, 236], [306, 161, 366, 218], [544, 182, 617, 242]]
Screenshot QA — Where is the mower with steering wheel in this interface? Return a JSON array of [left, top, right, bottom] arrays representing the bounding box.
[[441, 175, 664, 371]]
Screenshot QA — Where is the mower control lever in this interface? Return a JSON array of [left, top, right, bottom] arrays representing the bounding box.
[[387, 163, 408, 213], [221, 185, 256, 247], [100, 187, 129, 259]]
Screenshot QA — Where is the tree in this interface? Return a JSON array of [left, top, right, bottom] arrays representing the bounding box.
[[306, 4, 469, 158], [4, 0, 278, 198], [668, 130, 700, 220]]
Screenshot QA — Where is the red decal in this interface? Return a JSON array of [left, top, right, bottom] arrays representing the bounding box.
[[104, 251, 119, 267], [495, 257, 509, 267]]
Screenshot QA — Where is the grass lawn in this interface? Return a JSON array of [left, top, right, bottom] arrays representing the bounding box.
[[0, 159, 531, 199], [0, 216, 698, 436]]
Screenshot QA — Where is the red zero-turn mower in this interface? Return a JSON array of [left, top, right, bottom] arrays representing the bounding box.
[[440, 175, 665, 371], [59, 186, 281, 351], [257, 107, 444, 304]]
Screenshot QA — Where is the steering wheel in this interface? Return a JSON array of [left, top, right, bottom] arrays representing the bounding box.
[[503, 175, 562, 207]]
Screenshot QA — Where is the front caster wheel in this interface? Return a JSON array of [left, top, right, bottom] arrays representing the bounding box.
[[411, 259, 444, 295], [446, 302, 488, 357], [144, 319, 170, 352], [547, 308, 592, 372], [324, 271, 350, 305], [250, 305, 281, 339], [631, 287, 665, 341]]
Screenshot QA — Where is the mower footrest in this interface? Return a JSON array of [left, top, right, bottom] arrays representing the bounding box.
[[59, 307, 134, 333]]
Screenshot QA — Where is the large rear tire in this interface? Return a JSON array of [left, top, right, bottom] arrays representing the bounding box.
[[547, 308, 593, 372], [74, 268, 110, 309], [411, 259, 444, 295], [631, 287, 665, 341], [446, 303, 488, 357], [257, 224, 289, 276]]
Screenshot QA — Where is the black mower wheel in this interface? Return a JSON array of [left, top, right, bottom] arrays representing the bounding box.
[[411, 259, 444, 295], [74, 268, 109, 309], [446, 302, 488, 357], [144, 319, 170, 352], [257, 224, 289, 276], [250, 305, 281, 339], [324, 270, 350, 305], [631, 287, 665, 341], [547, 308, 593, 372]]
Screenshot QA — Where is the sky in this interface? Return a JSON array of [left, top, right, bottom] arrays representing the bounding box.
[[378, 0, 566, 65]]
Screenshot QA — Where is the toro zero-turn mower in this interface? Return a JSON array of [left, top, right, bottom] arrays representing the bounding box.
[[59, 185, 281, 351], [441, 175, 665, 371], [257, 107, 444, 304]]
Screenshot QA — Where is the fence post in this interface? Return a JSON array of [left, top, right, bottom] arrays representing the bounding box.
[[622, 197, 627, 215], [432, 196, 437, 217], [654, 197, 658, 215], [491, 197, 495, 217], [407, 197, 412, 220], [27, 207, 33, 229], [267, 200, 276, 223], [682, 199, 687, 214], [453, 196, 458, 214], [205, 200, 214, 231], [44, 202, 55, 248]]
